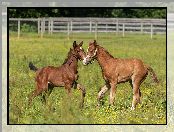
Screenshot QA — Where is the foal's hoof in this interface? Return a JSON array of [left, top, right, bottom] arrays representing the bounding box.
[[131, 106, 135, 110]]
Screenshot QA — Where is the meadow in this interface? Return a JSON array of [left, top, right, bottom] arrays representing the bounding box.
[[9, 32, 166, 124]]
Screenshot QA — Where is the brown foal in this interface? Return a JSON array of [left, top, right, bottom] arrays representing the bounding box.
[[28, 41, 86, 107], [83, 40, 159, 110]]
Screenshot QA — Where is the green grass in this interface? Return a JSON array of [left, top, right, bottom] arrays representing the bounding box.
[[9, 32, 166, 124]]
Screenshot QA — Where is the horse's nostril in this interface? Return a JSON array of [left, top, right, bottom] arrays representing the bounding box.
[[83, 61, 87, 65]]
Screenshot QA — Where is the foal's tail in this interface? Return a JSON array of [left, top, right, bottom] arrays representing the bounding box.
[[29, 62, 38, 72], [146, 65, 159, 84]]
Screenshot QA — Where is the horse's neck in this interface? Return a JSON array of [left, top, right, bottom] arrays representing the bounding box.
[[65, 56, 78, 73], [96, 46, 113, 70]]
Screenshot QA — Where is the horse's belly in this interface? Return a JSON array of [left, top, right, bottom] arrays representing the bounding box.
[[48, 73, 65, 87], [117, 75, 131, 83], [49, 80, 65, 87]]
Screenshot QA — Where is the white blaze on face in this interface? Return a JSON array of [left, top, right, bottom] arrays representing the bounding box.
[[80, 47, 82, 50], [82, 57, 87, 65], [87, 47, 89, 52], [82, 55, 91, 65], [93, 48, 97, 56]]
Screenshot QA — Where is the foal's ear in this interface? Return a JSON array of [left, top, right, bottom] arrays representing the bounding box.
[[94, 40, 97, 45], [73, 41, 77, 48], [79, 41, 83, 47]]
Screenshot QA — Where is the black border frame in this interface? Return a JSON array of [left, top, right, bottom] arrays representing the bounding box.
[[7, 7, 167, 125]]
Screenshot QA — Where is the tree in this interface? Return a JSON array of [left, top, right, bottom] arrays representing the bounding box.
[[8, 8, 166, 18]]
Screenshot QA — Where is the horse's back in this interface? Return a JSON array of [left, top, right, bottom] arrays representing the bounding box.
[[114, 58, 146, 69], [35, 66, 64, 84], [117, 58, 148, 81], [106, 58, 148, 83]]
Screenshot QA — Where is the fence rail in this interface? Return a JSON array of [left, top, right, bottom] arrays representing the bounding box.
[[9, 17, 166, 39]]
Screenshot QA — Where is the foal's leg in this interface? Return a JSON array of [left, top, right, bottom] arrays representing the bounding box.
[[97, 84, 110, 107], [28, 88, 44, 106], [47, 83, 54, 96], [131, 79, 141, 110], [28, 82, 48, 106], [109, 82, 117, 106], [42, 83, 54, 104], [76, 83, 86, 108], [65, 83, 72, 97]]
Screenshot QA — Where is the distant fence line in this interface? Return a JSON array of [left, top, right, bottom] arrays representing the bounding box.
[[9, 17, 166, 39]]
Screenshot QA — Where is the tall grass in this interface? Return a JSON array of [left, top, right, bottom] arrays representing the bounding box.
[[9, 32, 166, 124]]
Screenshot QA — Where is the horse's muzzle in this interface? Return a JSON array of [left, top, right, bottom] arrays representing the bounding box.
[[82, 56, 91, 65]]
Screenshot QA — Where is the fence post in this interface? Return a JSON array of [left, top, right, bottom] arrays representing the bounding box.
[[116, 19, 118, 34], [51, 18, 53, 35], [43, 18, 45, 33], [41, 19, 44, 38], [151, 23, 153, 39], [18, 19, 20, 39], [122, 23, 125, 37], [38, 18, 40, 35], [141, 22, 143, 34], [48, 18, 50, 34], [106, 24, 107, 33], [90, 19, 92, 33], [95, 22, 98, 40], [70, 20, 73, 32], [67, 22, 70, 40]]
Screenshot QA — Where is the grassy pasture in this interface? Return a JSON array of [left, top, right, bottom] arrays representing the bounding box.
[[9, 32, 166, 124]]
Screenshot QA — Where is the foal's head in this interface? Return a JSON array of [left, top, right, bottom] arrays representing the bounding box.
[[72, 41, 87, 65], [83, 40, 98, 65]]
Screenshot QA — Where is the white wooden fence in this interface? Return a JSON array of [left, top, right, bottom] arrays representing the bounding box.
[[9, 17, 166, 39]]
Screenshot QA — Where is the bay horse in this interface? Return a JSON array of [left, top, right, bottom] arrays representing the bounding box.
[[83, 40, 159, 110], [28, 41, 86, 107]]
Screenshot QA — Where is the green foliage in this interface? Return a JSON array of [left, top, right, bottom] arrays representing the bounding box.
[[9, 8, 166, 18], [21, 23, 37, 32], [9, 32, 166, 124], [112, 9, 166, 18]]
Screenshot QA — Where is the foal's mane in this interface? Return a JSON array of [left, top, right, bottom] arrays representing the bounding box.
[[62, 48, 76, 65], [97, 45, 114, 58]]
